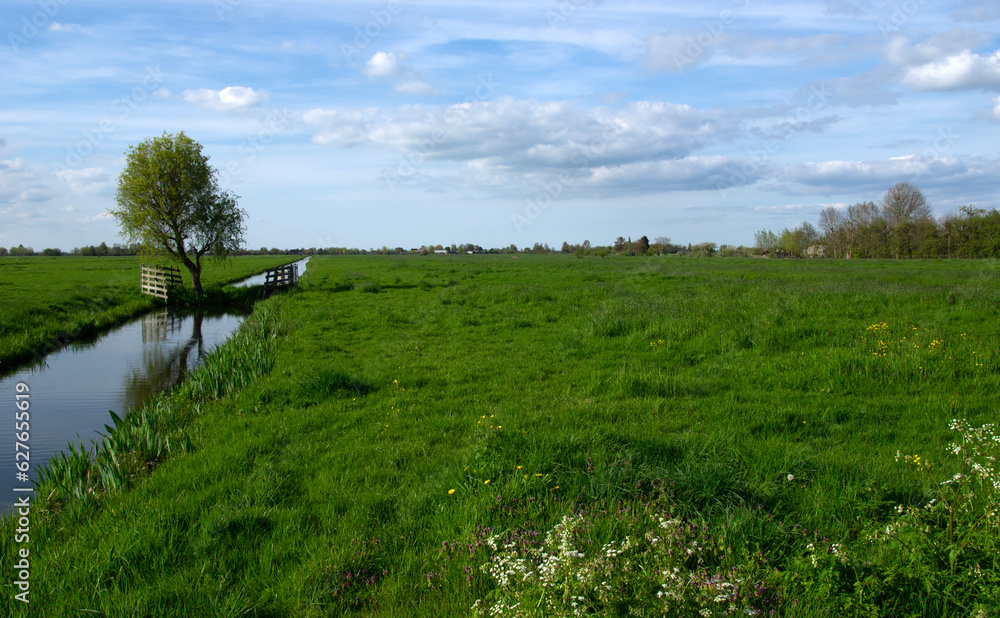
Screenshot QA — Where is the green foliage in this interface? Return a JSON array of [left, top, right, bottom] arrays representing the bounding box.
[[111, 131, 247, 294]]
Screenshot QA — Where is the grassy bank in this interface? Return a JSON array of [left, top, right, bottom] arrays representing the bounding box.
[[2, 256, 998, 616], [0, 255, 301, 372]]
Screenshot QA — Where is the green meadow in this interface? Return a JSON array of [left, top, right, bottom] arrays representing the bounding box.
[[0, 255, 301, 372], [2, 255, 999, 616]]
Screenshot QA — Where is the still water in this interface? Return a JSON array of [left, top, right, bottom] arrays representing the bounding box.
[[0, 258, 309, 513], [1, 309, 247, 512]]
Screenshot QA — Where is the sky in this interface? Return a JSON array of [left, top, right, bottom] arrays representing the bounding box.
[[1, 0, 999, 252]]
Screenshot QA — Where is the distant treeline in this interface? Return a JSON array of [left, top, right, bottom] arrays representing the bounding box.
[[753, 182, 1000, 259], [5, 182, 996, 259]]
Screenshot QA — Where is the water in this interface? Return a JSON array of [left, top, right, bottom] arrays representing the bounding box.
[[231, 256, 309, 287], [0, 308, 249, 513], [1, 258, 310, 513]]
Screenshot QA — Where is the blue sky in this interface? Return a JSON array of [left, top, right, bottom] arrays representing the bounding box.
[[2, 0, 999, 251]]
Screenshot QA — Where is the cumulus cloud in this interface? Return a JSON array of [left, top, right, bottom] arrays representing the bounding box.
[[579, 156, 756, 195], [302, 108, 379, 147], [54, 168, 112, 194], [364, 51, 402, 78], [886, 31, 990, 66], [307, 97, 729, 167], [182, 86, 269, 113], [900, 49, 1000, 90], [771, 155, 998, 195], [305, 97, 749, 195], [362, 51, 436, 96], [887, 33, 1000, 90], [0, 159, 56, 216]]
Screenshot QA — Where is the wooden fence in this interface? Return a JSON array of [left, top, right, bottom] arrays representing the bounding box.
[[264, 263, 298, 291], [140, 265, 182, 302]]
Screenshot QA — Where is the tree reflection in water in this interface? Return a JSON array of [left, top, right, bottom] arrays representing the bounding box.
[[122, 310, 208, 411]]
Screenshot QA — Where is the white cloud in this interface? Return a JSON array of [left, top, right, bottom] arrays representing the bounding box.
[[771, 155, 1000, 195], [362, 51, 437, 96], [581, 156, 752, 195], [395, 81, 437, 96], [305, 97, 748, 196], [901, 50, 1000, 90], [182, 86, 269, 113], [993, 96, 1000, 120], [152, 88, 171, 99], [307, 97, 729, 169], [646, 32, 851, 72], [54, 168, 112, 194], [302, 108, 379, 147], [364, 51, 402, 78], [47, 22, 92, 34], [887, 33, 1000, 91], [0, 159, 38, 202]]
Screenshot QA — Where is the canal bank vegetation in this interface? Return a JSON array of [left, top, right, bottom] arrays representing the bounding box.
[[3, 256, 999, 616], [0, 255, 300, 372]]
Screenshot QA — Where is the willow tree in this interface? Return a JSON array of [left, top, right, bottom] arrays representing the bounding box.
[[111, 132, 246, 296]]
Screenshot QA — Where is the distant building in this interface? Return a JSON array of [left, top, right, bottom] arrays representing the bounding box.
[[434, 249, 449, 255]]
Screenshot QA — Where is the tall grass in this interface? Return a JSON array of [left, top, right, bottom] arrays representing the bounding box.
[[2, 255, 998, 616]]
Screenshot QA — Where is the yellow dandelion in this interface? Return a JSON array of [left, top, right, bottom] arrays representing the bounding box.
[[484, 479, 490, 485], [448, 489, 456, 495], [517, 465, 522, 470]]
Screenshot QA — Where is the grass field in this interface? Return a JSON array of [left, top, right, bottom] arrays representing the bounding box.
[[2, 255, 999, 616], [0, 255, 301, 373]]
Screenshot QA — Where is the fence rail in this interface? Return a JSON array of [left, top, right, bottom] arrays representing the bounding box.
[[140, 265, 182, 302], [264, 263, 298, 290]]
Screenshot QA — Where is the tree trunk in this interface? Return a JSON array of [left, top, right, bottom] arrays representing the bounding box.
[[182, 259, 203, 296]]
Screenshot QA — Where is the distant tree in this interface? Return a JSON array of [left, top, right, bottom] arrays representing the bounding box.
[[41, 248, 62, 256], [754, 229, 779, 251], [613, 236, 626, 253], [881, 182, 932, 229], [582, 240, 591, 250], [634, 236, 650, 255], [0, 247, 8, 256], [653, 236, 671, 246], [10, 244, 34, 256], [690, 242, 717, 257], [818, 206, 848, 257], [111, 131, 246, 295], [560, 241, 571, 253], [880, 182, 933, 258]]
